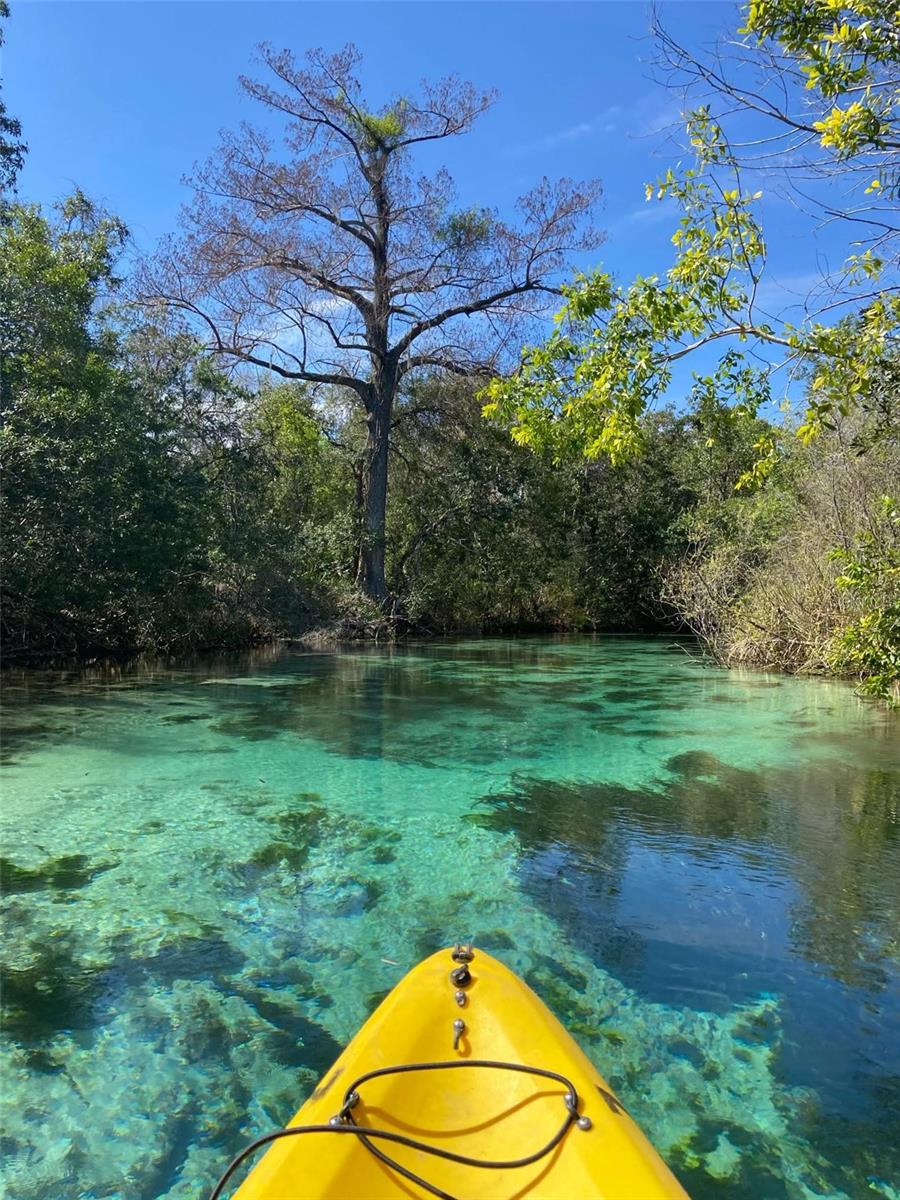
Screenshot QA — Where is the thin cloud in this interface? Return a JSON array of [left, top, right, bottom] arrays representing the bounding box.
[[308, 295, 351, 317], [606, 197, 679, 237], [505, 105, 623, 157], [636, 100, 684, 137], [625, 199, 677, 224], [505, 91, 684, 159]]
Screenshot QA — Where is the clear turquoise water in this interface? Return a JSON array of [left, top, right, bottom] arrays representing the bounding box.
[[1, 636, 898, 1200]]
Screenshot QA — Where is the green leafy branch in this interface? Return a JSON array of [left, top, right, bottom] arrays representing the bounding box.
[[484, 101, 898, 485]]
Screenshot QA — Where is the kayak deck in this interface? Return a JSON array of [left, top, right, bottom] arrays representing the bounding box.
[[230, 946, 687, 1199]]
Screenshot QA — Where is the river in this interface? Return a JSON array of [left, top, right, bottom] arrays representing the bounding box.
[[1, 637, 898, 1199]]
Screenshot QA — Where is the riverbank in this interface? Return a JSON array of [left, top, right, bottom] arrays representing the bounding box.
[[4, 616, 891, 713], [1, 600, 677, 670]]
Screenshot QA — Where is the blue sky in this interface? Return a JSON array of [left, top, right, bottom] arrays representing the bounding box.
[[4, 2, 848, 403]]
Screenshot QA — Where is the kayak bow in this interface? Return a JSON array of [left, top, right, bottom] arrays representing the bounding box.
[[223, 945, 688, 1199]]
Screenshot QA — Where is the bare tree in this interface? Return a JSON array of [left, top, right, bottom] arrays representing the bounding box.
[[141, 44, 601, 602]]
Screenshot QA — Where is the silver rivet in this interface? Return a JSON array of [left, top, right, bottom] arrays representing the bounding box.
[[577, 1116, 593, 1131], [455, 990, 467, 1007], [329, 1115, 344, 1126], [346, 1091, 360, 1109], [564, 1092, 575, 1107]]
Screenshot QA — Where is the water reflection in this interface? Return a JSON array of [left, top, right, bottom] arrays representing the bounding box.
[[470, 749, 900, 1197]]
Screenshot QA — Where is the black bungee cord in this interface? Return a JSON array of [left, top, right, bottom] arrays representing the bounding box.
[[209, 1058, 589, 1200]]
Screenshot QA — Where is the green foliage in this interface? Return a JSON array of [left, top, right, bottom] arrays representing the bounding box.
[[0, 198, 186, 652], [0, 0, 27, 195], [389, 382, 582, 629], [3, 178, 896, 706], [388, 379, 693, 632], [664, 395, 900, 698], [487, 0, 899, 488], [742, 0, 899, 183], [348, 100, 408, 150], [0, 198, 343, 658], [486, 151, 897, 480], [828, 498, 900, 705], [1, 193, 127, 386], [244, 382, 355, 602], [438, 208, 493, 254], [482, 166, 776, 467]]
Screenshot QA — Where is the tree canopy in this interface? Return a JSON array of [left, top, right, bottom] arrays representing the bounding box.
[[2, 8, 897, 703], [141, 43, 601, 600], [0, 1, 26, 195], [484, 0, 899, 476]]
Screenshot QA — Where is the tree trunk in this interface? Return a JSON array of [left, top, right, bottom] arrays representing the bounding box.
[[358, 377, 394, 603], [359, 157, 393, 605]]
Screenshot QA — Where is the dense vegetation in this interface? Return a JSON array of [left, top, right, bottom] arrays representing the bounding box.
[[0, 194, 689, 654], [1, 1, 897, 704], [485, 0, 899, 703]]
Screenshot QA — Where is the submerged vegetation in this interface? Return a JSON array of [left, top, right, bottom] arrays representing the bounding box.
[[2, 639, 898, 1199], [1, 1, 897, 702]]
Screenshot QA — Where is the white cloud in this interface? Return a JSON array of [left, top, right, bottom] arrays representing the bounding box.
[[625, 199, 677, 224], [636, 100, 684, 137], [308, 294, 352, 317], [505, 105, 623, 157], [605, 197, 679, 238], [505, 92, 684, 159]]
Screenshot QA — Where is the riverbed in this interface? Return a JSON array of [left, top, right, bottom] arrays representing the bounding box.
[[1, 637, 898, 1198]]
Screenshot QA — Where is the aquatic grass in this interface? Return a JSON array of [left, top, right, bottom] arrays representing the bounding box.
[[0, 853, 117, 894]]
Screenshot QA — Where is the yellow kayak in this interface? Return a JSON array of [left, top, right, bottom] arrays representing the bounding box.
[[218, 946, 688, 1199]]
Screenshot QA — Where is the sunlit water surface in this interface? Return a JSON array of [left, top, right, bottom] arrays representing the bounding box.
[[1, 637, 898, 1200]]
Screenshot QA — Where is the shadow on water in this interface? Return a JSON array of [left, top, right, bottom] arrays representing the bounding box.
[[209, 654, 524, 764], [200, 637, 701, 765]]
